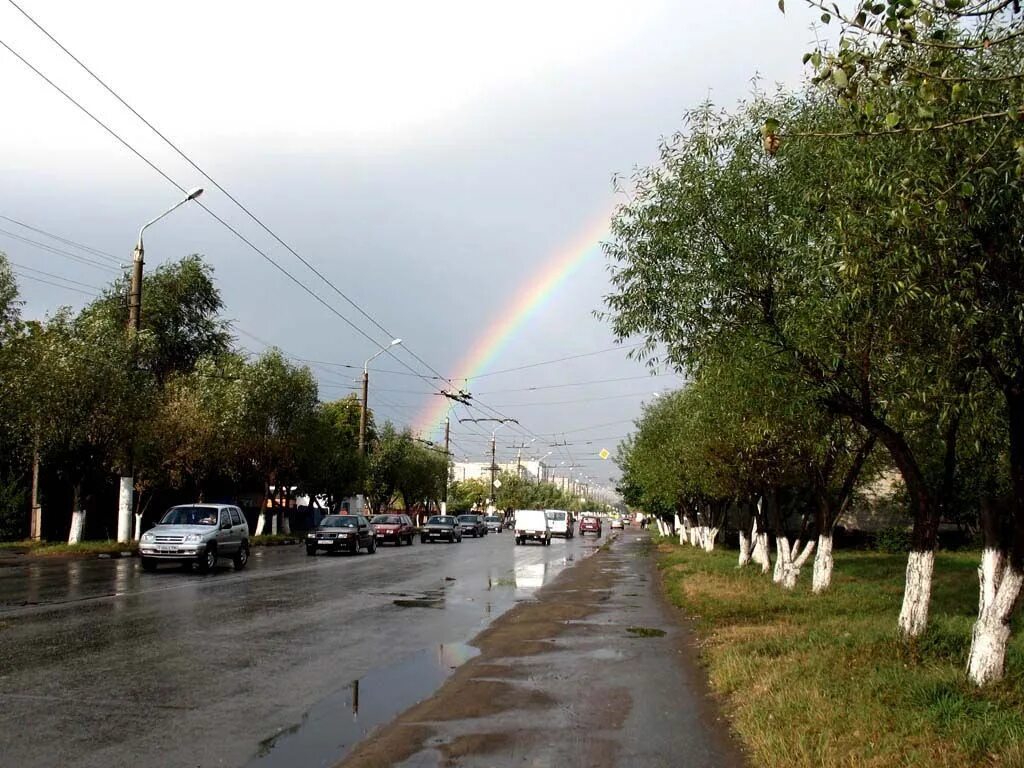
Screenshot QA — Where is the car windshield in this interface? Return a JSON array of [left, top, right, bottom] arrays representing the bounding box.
[[484, 516, 500, 522], [372, 515, 403, 524], [458, 515, 476, 523], [427, 516, 455, 525], [322, 516, 358, 528], [159, 506, 219, 526]]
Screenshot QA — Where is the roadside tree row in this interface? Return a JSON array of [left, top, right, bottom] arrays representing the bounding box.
[[606, 1, 1023, 686], [0, 254, 446, 542]]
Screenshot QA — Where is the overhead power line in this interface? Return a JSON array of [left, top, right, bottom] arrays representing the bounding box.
[[9, 261, 104, 291], [0, 214, 121, 264], [12, 270, 97, 296], [3, 0, 461, 391], [0, 15, 578, 458], [469, 341, 645, 379], [474, 372, 677, 395], [0, 226, 120, 271]]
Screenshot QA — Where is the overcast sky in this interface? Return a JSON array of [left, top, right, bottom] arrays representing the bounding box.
[[0, 0, 823, 493]]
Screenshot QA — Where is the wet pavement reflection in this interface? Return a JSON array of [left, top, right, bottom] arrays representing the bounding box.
[[249, 643, 479, 767], [0, 530, 602, 768]]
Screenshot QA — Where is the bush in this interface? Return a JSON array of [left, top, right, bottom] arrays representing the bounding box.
[[874, 526, 912, 553], [0, 473, 27, 542]]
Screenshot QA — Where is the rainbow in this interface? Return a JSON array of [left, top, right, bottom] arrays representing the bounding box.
[[416, 211, 612, 437]]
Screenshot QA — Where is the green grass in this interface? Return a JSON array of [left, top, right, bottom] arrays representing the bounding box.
[[0, 539, 135, 556], [656, 542, 1024, 768]]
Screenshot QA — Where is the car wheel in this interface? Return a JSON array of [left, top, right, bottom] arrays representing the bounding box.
[[140, 556, 157, 572], [233, 544, 249, 570], [197, 544, 217, 573], [421, 536, 428, 544], [306, 545, 317, 556]]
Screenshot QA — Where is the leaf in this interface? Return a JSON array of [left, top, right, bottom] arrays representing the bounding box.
[[821, 12, 831, 24], [832, 68, 849, 88], [762, 118, 780, 137], [959, 182, 975, 197], [884, 112, 901, 129], [778, 0, 785, 12]]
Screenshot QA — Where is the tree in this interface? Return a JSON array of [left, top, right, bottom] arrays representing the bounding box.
[[235, 350, 318, 535], [365, 422, 411, 515], [603, 93, 966, 628], [296, 395, 363, 510]]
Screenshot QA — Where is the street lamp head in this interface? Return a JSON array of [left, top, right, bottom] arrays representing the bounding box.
[[185, 187, 205, 201]]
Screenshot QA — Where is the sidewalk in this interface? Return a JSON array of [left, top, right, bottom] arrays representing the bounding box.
[[341, 529, 745, 767]]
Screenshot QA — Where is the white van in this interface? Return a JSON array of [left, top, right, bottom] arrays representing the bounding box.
[[514, 509, 551, 546], [545, 509, 573, 538]]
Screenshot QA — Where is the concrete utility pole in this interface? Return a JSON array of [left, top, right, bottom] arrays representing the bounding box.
[[29, 433, 41, 540], [359, 338, 402, 455], [118, 188, 204, 544], [442, 416, 450, 513]]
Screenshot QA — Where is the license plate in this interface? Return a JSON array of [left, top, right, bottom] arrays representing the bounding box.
[[157, 546, 176, 553], [318, 539, 332, 545]]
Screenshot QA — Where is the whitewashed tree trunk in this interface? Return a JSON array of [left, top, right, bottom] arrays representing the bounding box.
[[255, 510, 267, 536], [68, 510, 86, 544], [812, 534, 834, 594], [781, 539, 816, 590], [280, 509, 291, 535], [772, 536, 790, 583], [966, 549, 1024, 686], [898, 549, 935, 638], [752, 529, 771, 574], [703, 527, 718, 552], [738, 525, 752, 567]]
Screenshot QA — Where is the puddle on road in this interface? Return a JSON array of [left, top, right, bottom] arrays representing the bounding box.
[[248, 642, 479, 768], [392, 587, 446, 609]]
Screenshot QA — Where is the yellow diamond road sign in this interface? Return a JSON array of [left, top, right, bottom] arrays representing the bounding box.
[[599, 448, 610, 460]]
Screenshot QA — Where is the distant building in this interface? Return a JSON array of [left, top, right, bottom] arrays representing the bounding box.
[[451, 459, 552, 484]]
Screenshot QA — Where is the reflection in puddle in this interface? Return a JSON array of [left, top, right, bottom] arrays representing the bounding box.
[[392, 588, 446, 609], [248, 643, 479, 767]]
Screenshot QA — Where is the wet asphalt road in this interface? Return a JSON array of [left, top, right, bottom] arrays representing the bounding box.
[[0, 531, 602, 767]]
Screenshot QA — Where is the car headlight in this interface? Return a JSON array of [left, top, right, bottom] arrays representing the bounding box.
[[307, 533, 316, 538], [141, 532, 155, 542], [183, 533, 202, 543]]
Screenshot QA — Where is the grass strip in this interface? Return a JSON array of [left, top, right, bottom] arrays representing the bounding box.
[[0, 540, 134, 556], [656, 540, 1024, 768]]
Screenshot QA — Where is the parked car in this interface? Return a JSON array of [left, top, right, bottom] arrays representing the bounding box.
[[139, 503, 249, 573], [579, 515, 602, 537], [371, 513, 416, 546], [514, 509, 551, 546], [483, 515, 504, 533], [422, 515, 462, 543], [610, 517, 625, 530], [306, 515, 376, 555], [545, 509, 574, 538], [457, 514, 488, 538]]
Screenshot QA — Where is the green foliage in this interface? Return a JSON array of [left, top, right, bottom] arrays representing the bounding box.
[[875, 526, 913, 553]]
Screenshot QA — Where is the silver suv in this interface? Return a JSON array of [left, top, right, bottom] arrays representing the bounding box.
[[139, 504, 249, 573]]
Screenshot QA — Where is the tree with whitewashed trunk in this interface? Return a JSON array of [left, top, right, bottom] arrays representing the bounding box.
[[603, 93, 972, 637]]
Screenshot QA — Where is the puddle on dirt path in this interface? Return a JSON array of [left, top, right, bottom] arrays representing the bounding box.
[[248, 642, 479, 767]]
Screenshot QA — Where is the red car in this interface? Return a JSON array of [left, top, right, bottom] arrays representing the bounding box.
[[371, 514, 416, 546], [579, 515, 602, 537]]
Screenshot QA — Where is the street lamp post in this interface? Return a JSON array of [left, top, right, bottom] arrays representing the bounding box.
[[490, 422, 511, 512], [115, 188, 204, 545], [359, 338, 402, 456]]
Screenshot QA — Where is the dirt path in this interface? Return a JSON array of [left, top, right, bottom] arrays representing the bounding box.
[[339, 530, 745, 767]]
